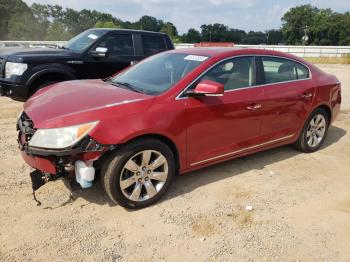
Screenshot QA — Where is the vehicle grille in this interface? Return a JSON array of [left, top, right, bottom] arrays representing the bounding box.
[[0, 57, 5, 78]]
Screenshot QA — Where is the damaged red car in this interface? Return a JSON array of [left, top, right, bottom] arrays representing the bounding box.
[[17, 48, 341, 208]]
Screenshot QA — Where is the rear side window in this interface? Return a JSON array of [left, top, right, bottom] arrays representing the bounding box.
[[295, 63, 310, 79], [142, 35, 167, 56], [97, 34, 134, 56], [262, 57, 309, 84]]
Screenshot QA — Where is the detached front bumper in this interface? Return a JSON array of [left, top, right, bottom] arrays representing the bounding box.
[[21, 151, 57, 174], [17, 112, 115, 191], [0, 80, 28, 101], [18, 133, 111, 177]]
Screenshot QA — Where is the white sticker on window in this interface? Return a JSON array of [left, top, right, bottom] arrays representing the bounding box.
[[88, 34, 98, 40], [184, 55, 208, 62]]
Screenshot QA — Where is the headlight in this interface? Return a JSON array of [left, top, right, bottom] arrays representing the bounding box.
[[29, 121, 99, 149], [5, 62, 28, 78]]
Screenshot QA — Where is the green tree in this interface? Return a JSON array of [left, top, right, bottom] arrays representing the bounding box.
[[45, 21, 72, 41], [30, 3, 51, 39], [282, 5, 318, 45], [0, 0, 39, 40], [241, 31, 267, 45], [136, 15, 162, 31], [181, 28, 201, 43], [160, 22, 178, 41], [200, 23, 232, 42], [95, 21, 119, 28], [266, 29, 284, 45]]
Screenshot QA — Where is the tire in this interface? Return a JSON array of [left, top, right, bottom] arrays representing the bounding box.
[[101, 138, 175, 209], [294, 108, 329, 153]]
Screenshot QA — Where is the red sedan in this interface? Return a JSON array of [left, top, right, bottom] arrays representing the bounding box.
[[17, 48, 341, 208]]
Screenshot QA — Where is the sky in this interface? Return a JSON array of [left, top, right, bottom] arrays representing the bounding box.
[[23, 0, 350, 34]]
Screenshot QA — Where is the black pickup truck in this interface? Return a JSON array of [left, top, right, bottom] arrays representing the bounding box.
[[0, 28, 174, 101]]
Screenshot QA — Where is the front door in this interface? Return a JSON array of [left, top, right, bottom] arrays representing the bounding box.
[[185, 56, 265, 167], [81, 33, 139, 79]]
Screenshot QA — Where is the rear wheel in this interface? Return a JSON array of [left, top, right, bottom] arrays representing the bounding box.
[[101, 138, 175, 209], [294, 108, 329, 153]]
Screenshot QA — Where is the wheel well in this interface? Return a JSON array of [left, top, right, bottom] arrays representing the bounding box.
[[317, 105, 332, 123], [128, 134, 180, 175], [29, 72, 72, 96]]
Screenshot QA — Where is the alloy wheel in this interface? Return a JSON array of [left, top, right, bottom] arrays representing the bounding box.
[[306, 114, 327, 148], [119, 150, 169, 202]]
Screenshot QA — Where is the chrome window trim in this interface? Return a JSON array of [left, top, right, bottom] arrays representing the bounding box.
[[190, 134, 295, 167], [176, 54, 312, 100]]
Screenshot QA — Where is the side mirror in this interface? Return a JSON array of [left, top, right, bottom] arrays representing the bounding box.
[[187, 80, 224, 97], [91, 47, 108, 58]]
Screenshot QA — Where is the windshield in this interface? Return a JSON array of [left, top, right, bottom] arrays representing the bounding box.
[[64, 30, 105, 52], [110, 53, 209, 95]]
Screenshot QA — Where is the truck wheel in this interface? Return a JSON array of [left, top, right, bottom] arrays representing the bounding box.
[[101, 138, 175, 209], [294, 108, 329, 153]]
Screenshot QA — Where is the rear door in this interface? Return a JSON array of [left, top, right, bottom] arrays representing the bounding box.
[[140, 35, 168, 56], [258, 56, 316, 141], [185, 56, 265, 167]]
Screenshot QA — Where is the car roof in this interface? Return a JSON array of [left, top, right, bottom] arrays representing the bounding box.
[[171, 47, 308, 64], [89, 28, 168, 35]]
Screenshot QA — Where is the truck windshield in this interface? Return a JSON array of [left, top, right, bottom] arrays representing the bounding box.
[[64, 30, 104, 52], [110, 53, 209, 95]]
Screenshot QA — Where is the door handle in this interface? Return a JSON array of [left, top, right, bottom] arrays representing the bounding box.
[[301, 93, 313, 99], [246, 104, 262, 110]]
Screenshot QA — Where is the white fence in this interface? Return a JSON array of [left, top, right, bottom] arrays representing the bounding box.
[[0, 41, 66, 49], [175, 43, 350, 58], [1, 41, 350, 58]]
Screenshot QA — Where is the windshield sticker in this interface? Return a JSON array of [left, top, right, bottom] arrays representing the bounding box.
[[184, 55, 208, 62], [88, 34, 98, 40]]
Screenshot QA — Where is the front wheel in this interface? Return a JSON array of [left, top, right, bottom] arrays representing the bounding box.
[[101, 138, 175, 209], [294, 108, 329, 153]]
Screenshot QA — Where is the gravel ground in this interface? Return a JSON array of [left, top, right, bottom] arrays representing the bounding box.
[[0, 64, 349, 261]]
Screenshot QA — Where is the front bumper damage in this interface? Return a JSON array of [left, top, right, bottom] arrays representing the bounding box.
[[17, 112, 115, 205]]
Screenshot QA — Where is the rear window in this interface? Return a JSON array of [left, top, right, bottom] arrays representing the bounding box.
[[142, 35, 167, 56]]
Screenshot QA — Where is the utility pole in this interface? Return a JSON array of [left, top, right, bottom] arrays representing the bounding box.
[[302, 25, 310, 45], [266, 32, 270, 45]]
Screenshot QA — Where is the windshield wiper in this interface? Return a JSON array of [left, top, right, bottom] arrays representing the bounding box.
[[112, 81, 145, 94], [58, 45, 69, 50]]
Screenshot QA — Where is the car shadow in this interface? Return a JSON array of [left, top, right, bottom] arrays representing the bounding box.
[[65, 125, 347, 208]]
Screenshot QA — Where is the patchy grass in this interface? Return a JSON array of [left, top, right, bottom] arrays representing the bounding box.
[[305, 56, 350, 64], [191, 217, 217, 236], [227, 207, 254, 227]]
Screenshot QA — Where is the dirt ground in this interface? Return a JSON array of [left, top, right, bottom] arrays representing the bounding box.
[[0, 64, 349, 262]]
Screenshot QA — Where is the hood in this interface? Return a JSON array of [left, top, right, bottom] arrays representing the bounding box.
[[0, 48, 76, 60], [24, 79, 154, 128]]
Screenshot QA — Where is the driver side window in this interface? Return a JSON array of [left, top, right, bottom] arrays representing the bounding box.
[[199, 56, 256, 91], [97, 34, 134, 56]]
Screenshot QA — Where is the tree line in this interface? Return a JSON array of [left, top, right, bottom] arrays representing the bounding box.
[[1, 0, 350, 45]]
